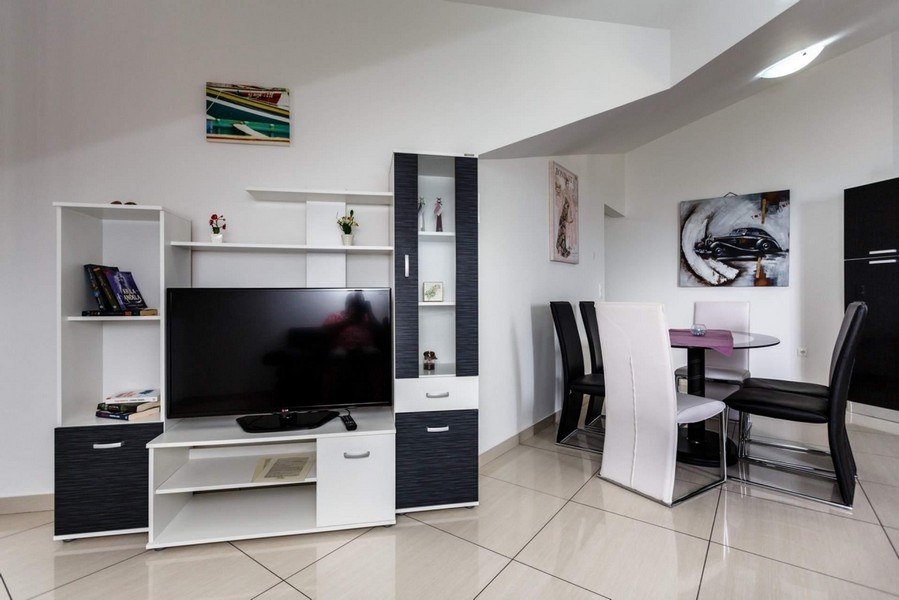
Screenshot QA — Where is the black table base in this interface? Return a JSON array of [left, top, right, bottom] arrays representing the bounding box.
[[677, 423, 738, 467]]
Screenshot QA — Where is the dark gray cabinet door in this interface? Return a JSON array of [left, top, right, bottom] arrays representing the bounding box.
[[394, 153, 420, 379], [395, 410, 478, 509], [845, 259, 899, 411], [55, 423, 163, 536], [455, 157, 479, 377], [844, 177, 899, 260]]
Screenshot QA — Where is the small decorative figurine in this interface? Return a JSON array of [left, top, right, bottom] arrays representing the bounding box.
[[434, 198, 443, 232], [423, 350, 437, 371]]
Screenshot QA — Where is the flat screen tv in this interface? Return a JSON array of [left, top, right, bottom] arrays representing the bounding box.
[[166, 287, 392, 429]]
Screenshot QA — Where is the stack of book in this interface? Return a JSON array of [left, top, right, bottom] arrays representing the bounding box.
[[96, 389, 161, 422], [83, 264, 157, 316]]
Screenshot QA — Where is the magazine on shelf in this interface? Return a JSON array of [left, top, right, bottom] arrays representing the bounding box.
[[251, 454, 314, 483]]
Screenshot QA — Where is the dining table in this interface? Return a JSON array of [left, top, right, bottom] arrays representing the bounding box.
[[669, 328, 780, 466]]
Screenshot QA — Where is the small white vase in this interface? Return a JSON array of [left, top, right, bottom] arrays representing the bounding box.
[[341, 233, 354, 246], [211, 232, 223, 244]]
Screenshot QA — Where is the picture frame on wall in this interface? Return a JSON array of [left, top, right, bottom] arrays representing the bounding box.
[[678, 190, 790, 287], [550, 161, 579, 263], [422, 281, 444, 302], [205, 82, 290, 145]]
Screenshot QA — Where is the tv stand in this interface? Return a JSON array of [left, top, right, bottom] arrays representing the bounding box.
[[146, 407, 395, 549], [236, 410, 339, 433]]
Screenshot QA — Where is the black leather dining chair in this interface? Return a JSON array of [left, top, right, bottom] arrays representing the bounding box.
[[578, 301, 605, 426], [723, 301, 868, 507], [550, 302, 605, 448]]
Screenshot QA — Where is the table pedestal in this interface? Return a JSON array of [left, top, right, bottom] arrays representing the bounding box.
[[677, 348, 738, 467]]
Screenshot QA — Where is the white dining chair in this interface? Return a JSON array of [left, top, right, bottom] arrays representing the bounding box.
[[597, 302, 727, 506], [675, 300, 750, 399]]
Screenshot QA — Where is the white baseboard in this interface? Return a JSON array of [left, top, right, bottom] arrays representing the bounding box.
[[478, 412, 556, 468]]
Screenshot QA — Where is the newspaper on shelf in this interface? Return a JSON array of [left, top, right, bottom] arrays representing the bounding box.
[[251, 454, 314, 483]]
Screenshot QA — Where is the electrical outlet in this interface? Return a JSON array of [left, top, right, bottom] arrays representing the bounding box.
[[797, 347, 808, 358]]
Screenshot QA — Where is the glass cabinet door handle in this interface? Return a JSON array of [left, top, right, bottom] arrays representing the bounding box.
[[92, 441, 124, 449], [404, 254, 409, 278]]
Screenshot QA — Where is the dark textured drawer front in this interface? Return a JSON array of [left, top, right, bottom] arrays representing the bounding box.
[[396, 410, 478, 509], [55, 423, 163, 536]]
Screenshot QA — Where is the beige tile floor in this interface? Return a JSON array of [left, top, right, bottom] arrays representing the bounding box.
[[1, 423, 898, 599]]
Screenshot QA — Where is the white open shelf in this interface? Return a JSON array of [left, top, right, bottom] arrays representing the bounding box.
[[171, 241, 392, 253], [149, 486, 320, 548], [156, 452, 317, 494], [419, 301, 456, 307], [247, 188, 392, 205], [419, 232, 455, 240], [67, 316, 161, 322]]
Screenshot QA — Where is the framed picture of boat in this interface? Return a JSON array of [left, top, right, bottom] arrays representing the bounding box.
[[205, 82, 290, 145], [549, 161, 579, 264], [678, 190, 790, 287]]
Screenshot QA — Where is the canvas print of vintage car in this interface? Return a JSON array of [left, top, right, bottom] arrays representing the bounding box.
[[679, 191, 790, 287]]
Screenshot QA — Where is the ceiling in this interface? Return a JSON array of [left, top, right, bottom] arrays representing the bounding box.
[[475, 0, 899, 158], [451, 0, 696, 29]]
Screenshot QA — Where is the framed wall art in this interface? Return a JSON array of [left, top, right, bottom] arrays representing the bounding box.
[[679, 190, 790, 287], [422, 281, 444, 302], [550, 161, 579, 263], [205, 82, 290, 145]]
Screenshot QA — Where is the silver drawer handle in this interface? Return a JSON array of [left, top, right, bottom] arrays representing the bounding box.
[[343, 451, 371, 459], [425, 392, 450, 398], [868, 259, 896, 265], [868, 249, 896, 255], [427, 426, 449, 433], [93, 442, 124, 449], [404, 255, 409, 278]]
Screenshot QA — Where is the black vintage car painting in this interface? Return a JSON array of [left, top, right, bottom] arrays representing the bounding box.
[[678, 191, 790, 287], [694, 227, 783, 258]]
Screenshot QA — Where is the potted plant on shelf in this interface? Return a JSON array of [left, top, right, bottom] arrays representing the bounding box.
[[337, 210, 358, 246], [209, 213, 227, 243]]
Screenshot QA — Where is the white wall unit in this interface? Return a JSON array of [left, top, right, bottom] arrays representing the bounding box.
[[393, 153, 479, 512], [147, 409, 395, 549], [54, 203, 190, 539]]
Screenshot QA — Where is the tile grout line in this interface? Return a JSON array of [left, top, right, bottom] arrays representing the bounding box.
[[705, 540, 899, 598], [694, 488, 723, 600]]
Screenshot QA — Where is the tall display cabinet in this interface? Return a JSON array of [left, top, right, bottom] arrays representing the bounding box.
[[54, 203, 191, 539], [392, 153, 479, 512], [843, 177, 899, 413]]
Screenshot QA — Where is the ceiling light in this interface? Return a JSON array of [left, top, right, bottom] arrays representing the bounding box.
[[759, 43, 826, 79]]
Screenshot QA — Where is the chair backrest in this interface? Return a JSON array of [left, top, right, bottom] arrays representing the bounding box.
[[579, 301, 603, 374], [596, 302, 678, 504], [828, 301, 868, 421], [550, 302, 586, 387], [693, 301, 750, 372]]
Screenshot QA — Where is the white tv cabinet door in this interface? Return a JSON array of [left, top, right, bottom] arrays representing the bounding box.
[[317, 434, 395, 527]]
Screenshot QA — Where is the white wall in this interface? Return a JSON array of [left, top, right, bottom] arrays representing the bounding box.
[[607, 35, 895, 395], [478, 155, 618, 451], [0, 0, 661, 498]]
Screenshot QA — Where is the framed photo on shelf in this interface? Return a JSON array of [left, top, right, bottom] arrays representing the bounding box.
[[422, 281, 444, 302]]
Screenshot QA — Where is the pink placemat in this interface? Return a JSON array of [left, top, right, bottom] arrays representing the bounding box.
[[669, 329, 734, 357]]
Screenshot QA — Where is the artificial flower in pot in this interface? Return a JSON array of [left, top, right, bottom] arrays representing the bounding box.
[[336, 210, 358, 245], [209, 213, 226, 243]]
